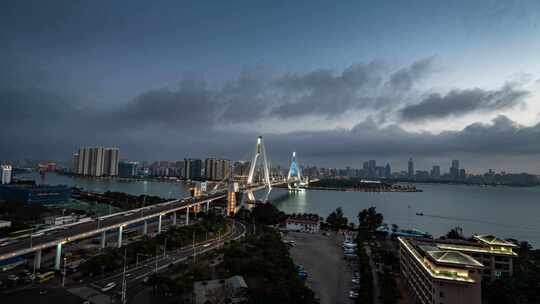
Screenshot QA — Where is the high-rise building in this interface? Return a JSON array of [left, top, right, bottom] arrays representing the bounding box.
[[1, 165, 12, 184], [233, 161, 250, 179], [118, 161, 138, 178], [408, 158, 414, 178], [205, 158, 231, 181], [384, 163, 391, 178], [450, 160, 460, 180], [184, 159, 202, 180], [74, 146, 119, 177], [430, 165, 441, 179], [103, 148, 119, 176], [368, 160, 376, 177], [71, 153, 79, 173]]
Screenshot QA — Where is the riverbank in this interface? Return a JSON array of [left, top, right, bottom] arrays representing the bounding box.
[[301, 186, 422, 192]]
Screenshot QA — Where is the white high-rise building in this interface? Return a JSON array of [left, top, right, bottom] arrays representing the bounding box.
[[1, 165, 12, 184], [74, 146, 120, 177]]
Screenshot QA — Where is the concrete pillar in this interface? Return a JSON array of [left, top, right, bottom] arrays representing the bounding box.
[[34, 250, 42, 270], [186, 208, 190, 225], [143, 220, 148, 235], [101, 231, 107, 249], [54, 243, 62, 271], [158, 214, 163, 234], [206, 201, 210, 212], [172, 212, 177, 226], [118, 226, 123, 248]]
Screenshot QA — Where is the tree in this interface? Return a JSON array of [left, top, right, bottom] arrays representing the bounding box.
[[251, 203, 285, 225], [391, 224, 399, 233], [326, 207, 348, 230], [444, 227, 464, 240], [357, 207, 383, 233]]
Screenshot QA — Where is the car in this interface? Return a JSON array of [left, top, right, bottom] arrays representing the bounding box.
[[352, 278, 360, 284], [101, 282, 117, 292], [349, 291, 359, 299], [7, 274, 19, 282], [143, 276, 149, 283], [39, 290, 48, 295], [202, 243, 211, 248]]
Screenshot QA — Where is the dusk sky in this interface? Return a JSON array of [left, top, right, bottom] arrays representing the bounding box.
[[1, 0, 540, 173]]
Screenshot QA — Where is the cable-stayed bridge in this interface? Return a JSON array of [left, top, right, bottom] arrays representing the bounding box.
[[0, 136, 315, 271]]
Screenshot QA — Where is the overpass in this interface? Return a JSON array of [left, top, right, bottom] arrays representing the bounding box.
[[0, 136, 312, 271]]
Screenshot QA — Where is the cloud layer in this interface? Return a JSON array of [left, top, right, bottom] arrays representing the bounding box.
[[400, 83, 529, 121], [0, 58, 538, 173]]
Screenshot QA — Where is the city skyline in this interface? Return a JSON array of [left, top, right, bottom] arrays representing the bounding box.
[[1, 1, 540, 173]]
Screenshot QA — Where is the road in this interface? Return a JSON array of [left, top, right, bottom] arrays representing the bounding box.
[[0, 193, 226, 261], [287, 231, 352, 304], [365, 245, 381, 304], [75, 220, 246, 302]]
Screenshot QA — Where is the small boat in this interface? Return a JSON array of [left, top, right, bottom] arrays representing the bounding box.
[[415, 212, 424, 216]]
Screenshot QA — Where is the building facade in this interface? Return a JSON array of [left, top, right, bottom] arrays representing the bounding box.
[[0, 183, 71, 204], [184, 159, 202, 180], [399, 234, 517, 304], [1, 165, 12, 184], [74, 146, 119, 177], [118, 161, 138, 178], [399, 237, 483, 304], [283, 214, 320, 233], [204, 158, 231, 181]]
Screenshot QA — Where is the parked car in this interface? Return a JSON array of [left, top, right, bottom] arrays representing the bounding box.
[[101, 282, 116, 292]]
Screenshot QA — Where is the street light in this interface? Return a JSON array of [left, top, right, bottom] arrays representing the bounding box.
[[29, 227, 33, 248], [163, 238, 167, 258], [62, 257, 67, 287]]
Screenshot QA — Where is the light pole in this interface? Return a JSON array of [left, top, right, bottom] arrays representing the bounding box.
[[62, 257, 67, 287], [121, 249, 127, 304], [163, 238, 167, 258], [192, 230, 196, 262], [154, 246, 158, 273], [29, 226, 34, 248]]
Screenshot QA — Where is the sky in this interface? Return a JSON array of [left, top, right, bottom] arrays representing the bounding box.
[[1, 0, 540, 173]]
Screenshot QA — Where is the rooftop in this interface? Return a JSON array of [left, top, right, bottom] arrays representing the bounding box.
[[399, 237, 482, 283], [473, 234, 517, 248]]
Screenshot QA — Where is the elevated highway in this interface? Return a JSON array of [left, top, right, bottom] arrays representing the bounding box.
[[0, 191, 228, 269]]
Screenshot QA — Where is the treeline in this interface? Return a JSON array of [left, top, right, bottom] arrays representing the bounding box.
[[73, 188, 167, 210], [317, 178, 393, 189], [222, 229, 318, 304]]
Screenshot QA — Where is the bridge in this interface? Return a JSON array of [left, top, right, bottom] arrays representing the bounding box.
[[0, 136, 313, 272]]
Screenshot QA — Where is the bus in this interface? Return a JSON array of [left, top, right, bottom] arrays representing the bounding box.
[[0, 257, 26, 271], [37, 271, 55, 283]]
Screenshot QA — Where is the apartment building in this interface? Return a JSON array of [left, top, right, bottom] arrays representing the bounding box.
[[399, 237, 483, 304], [399, 234, 518, 304]]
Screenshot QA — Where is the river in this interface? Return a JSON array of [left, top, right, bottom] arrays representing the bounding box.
[[16, 172, 540, 247]]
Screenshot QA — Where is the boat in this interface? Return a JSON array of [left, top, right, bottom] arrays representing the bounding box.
[[415, 212, 424, 216]]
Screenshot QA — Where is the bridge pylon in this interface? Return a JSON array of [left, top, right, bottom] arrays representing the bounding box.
[[287, 151, 304, 190], [242, 136, 272, 204]]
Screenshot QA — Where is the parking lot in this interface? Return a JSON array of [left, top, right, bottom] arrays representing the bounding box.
[[286, 231, 355, 304]]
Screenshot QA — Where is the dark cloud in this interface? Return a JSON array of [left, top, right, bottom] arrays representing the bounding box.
[[386, 56, 435, 92], [113, 78, 216, 129], [400, 83, 529, 122], [1, 58, 539, 174], [264, 115, 540, 163], [270, 58, 432, 119]]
